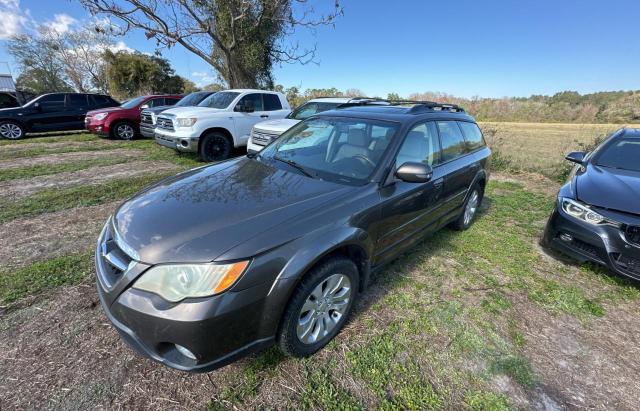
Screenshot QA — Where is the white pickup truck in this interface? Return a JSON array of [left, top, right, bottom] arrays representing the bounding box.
[[154, 89, 290, 161]]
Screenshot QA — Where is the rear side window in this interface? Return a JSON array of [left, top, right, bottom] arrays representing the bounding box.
[[263, 94, 282, 111], [68, 94, 88, 107], [458, 121, 486, 151], [38, 94, 65, 103], [166, 97, 180, 106], [437, 121, 468, 162], [396, 122, 441, 167]]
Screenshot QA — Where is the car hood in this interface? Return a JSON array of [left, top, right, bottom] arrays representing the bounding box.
[[576, 164, 640, 214], [158, 106, 226, 118], [87, 107, 124, 116], [113, 157, 351, 264], [144, 105, 177, 115], [254, 118, 300, 134]]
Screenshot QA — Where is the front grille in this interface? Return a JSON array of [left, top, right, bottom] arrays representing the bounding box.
[[156, 116, 174, 131], [624, 225, 640, 247], [251, 129, 279, 146], [140, 111, 154, 125], [97, 222, 135, 289], [613, 254, 640, 276]]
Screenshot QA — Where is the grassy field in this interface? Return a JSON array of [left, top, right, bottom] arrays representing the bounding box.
[[1, 128, 640, 409], [479, 122, 636, 180]]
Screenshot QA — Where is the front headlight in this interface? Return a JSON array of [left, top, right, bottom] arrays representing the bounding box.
[[176, 117, 197, 127], [132, 260, 249, 302], [94, 112, 108, 121], [560, 197, 619, 226]]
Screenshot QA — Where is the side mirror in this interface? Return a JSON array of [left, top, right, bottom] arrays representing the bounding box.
[[140, 104, 150, 110], [396, 162, 433, 183], [565, 151, 585, 164]]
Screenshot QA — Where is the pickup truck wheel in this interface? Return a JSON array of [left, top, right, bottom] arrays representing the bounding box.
[[199, 132, 232, 162], [277, 256, 359, 357], [113, 121, 136, 140], [0, 121, 25, 140]]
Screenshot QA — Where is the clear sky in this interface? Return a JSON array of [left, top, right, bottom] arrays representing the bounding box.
[[1, 0, 639, 98]]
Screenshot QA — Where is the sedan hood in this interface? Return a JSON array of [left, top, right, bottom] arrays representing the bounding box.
[[254, 118, 300, 134], [159, 106, 226, 117], [113, 158, 350, 264], [576, 164, 640, 214]]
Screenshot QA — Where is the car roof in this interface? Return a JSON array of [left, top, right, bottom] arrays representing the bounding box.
[[226, 89, 282, 94], [307, 97, 352, 103], [316, 104, 477, 123], [621, 128, 640, 138]]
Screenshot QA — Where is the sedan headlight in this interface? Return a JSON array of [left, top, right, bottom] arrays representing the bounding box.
[[94, 112, 108, 121], [560, 197, 619, 226], [132, 261, 249, 302], [176, 117, 197, 127]]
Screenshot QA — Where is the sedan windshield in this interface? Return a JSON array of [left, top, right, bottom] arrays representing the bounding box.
[[198, 92, 239, 109], [260, 117, 398, 184], [287, 102, 343, 120], [595, 137, 640, 172], [120, 96, 146, 109]]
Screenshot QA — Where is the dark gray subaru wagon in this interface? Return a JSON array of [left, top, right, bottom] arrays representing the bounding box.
[[96, 101, 491, 372]]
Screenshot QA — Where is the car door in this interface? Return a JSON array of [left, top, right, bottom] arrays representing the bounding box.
[[66, 94, 90, 130], [374, 121, 445, 263], [28, 93, 68, 132], [262, 93, 289, 120], [436, 121, 476, 219], [233, 93, 265, 145]]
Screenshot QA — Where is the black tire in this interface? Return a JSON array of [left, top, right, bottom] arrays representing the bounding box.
[[199, 131, 232, 162], [450, 183, 484, 231], [277, 256, 359, 357], [111, 121, 136, 140], [0, 120, 25, 140]]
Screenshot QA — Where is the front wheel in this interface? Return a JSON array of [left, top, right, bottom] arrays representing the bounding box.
[[112, 121, 136, 140], [0, 121, 25, 140], [199, 132, 232, 162], [277, 256, 359, 357], [451, 184, 483, 230]]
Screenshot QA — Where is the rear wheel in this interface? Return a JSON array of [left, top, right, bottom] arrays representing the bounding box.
[[199, 131, 232, 162], [277, 256, 359, 357], [0, 121, 25, 140], [451, 184, 483, 230], [112, 121, 136, 140]]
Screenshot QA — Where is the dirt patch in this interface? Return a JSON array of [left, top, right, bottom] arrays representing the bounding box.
[[0, 141, 103, 155], [0, 203, 118, 271], [492, 171, 560, 198], [0, 149, 146, 171], [0, 161, 180, 200]]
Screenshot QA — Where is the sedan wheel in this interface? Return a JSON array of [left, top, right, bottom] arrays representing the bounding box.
[[0, 122, 24, 139], [464, 189, 479, 226], [296, 273, 352, 345], [116, 123, 135, 140]]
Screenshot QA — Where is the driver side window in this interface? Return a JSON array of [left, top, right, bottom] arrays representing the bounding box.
[[395, 122, 441, 168]]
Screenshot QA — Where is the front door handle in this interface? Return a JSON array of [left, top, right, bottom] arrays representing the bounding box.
[[260, 114, 269, 118]]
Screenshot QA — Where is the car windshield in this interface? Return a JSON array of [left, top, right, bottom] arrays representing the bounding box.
[[120, 96, 146, 109], [176, 92, 209, 107], [288, 101, 343, 120], [259, 117, 399, 184], [198, 92, 239, 109], [595, 137, 640, 172]]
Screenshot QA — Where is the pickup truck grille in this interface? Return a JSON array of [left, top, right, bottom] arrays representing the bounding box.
[[156, 116, 174, 131], [251, 129, 280, 146], [625, 225, 640, 247], [140, 111, 154, 125]]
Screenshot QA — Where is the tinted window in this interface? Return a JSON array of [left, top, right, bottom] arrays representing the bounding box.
[[176, 92, 210, 106], [289, 102, 341, 120], [0, 93, 18, 108], [148, 98, 167, 107], [595, 137, 640, 172], [198, 92, 240, 109], [166, 97, 181, 106], [396, 122, 441, 167], [121, 96, 146, 109], [68, 94, 88, 107], [263, 93, 282, 111], [238, 93, 264, 111], [437, 121, 468, 162], [458, 121, 485, 151], [38, 94, 65, 103]]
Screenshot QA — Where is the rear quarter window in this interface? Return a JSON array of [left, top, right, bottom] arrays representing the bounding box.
[[457, 121, 486, 151], [437, 121, 468, 162]]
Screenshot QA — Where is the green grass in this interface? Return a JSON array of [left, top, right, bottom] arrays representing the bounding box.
[[0, 173, 175, 224], [0, 252, 93, 304], [0, 156, 134, 182]]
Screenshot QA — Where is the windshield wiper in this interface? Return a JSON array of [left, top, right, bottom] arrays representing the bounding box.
[[273, 155, 315, 178]]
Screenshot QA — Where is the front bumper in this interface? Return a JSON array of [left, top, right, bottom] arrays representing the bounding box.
[[154, 129, 199, 153], [543, 205, 640, 280], [85, 120, 109, 137], [139, 124, 156, 139], [247, 138, 266, 154]]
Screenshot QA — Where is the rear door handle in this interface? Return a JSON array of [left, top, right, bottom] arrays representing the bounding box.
[[260, 114, 269, 118]]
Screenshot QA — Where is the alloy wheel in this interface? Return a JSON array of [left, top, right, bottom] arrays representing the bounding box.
[[0, 123, 23, 139], [117, 124, 135, 140], [296, 273, 352, 345], [464, 189, 479, 226], [203, 135, 230, 161]]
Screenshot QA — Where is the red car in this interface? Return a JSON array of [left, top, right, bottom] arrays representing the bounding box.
[[85, 94, 182, 140]]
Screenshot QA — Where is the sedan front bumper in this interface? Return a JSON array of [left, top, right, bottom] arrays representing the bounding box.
[[543, 205, 640, 280]]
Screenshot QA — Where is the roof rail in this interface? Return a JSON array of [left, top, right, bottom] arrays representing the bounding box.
[[340, 98, 465, 113], [337, 97, 389, 108]]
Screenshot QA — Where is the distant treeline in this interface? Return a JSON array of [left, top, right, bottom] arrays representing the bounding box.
[[276, 86, 640, 124]]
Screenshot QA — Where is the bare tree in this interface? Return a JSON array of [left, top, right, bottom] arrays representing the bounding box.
[[79, 0, 342, 88]]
